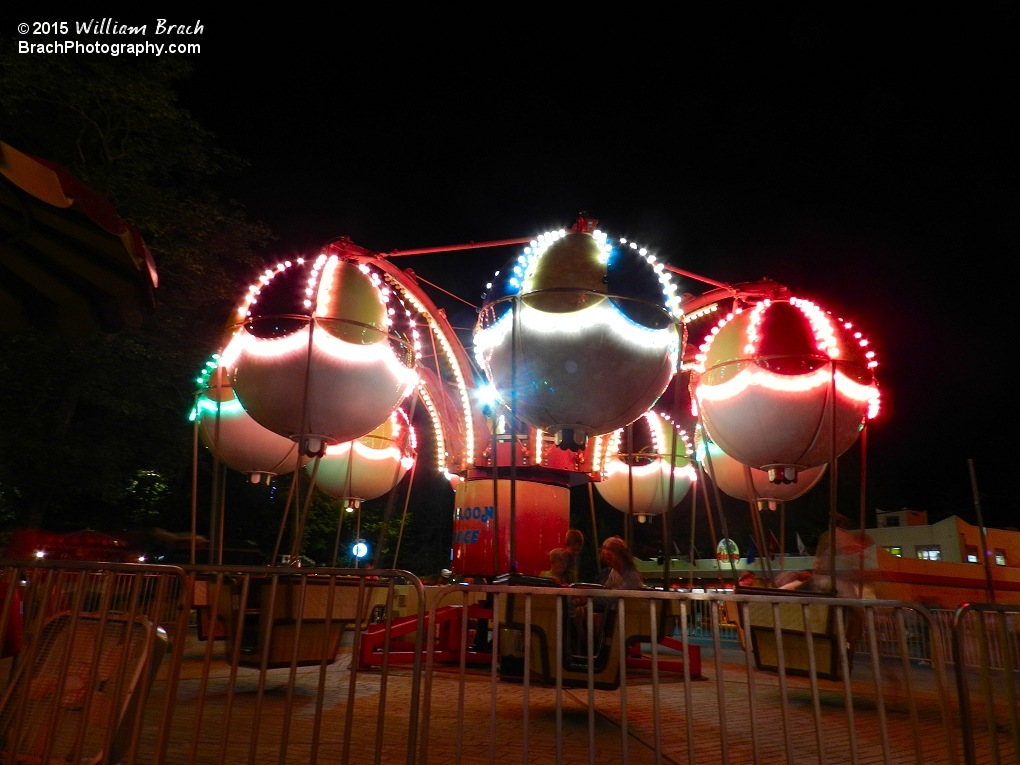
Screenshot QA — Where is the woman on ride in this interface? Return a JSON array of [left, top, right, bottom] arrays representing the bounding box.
[[599, 536, 643, 590]]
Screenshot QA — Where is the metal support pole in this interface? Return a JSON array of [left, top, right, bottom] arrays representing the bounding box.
[[209, 373, 223, 565], [698, 421, 739, 582], [626, 423, 634, 547], [688, 475, 698, 589], [827, 360, 838, 594], [662, 414, 681, 590], [190, 395, 199, 566], [858, 423, 868, 597], [492, 408, 500, 576], [509, 298, 518, 571], [217, 462, 226, 565], [392, 459, 417, 570], [969, 459, 996, 603]]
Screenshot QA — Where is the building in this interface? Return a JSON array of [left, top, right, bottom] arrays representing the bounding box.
[[869, 510, 1016, 567], [861, 511, 1019, 606]]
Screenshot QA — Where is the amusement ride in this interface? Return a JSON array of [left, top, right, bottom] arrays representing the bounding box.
[[190, 214, 881, 587]]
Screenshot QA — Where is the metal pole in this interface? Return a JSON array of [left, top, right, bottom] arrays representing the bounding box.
[[190, 394, 199, 566], [217, 462, 226, 565], [353, 502, 361, 569], [381, 237, 534, 258], [626, 423, 634, 547], [744, 466, 773, 583], [827, 360, 838, 594], [208, 464, 220, 565], [509, 297, 518, 571], [391, 459, 417, 570], [331, 504, 345, 567], [779, 501, 786, 573], [696, 459, 725, 585], [374, 395, 418, 569], [662, 415, 681, 590], [968, 459, 996, 603], [858, 423, 868, 597], [291, 454, 322, 561], [698, 421, 739, 582], [270, 452, 301, 566], [588, 482, 601, 574], [688, 474, 698, 589], [209, 370, 223, 565], [492, 407, 500, 576]]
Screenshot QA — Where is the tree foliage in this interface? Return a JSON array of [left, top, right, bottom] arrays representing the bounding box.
[[0, 46, 273, 534], [0, 48, 456, 576]]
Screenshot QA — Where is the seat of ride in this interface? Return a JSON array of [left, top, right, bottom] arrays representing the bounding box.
[[735, 585, 861, 681], [215, 573, 383, 669], [496, 574, 697, 690]]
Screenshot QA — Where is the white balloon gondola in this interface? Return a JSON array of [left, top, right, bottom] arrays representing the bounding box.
[[691, 295, 879, 482], [595, 411, 696, 521], [694, 427, 825, 510], [191, 364, 298, 481], [222, 255, 418, 455], [473, 221, 682, 451], [308, 407, 416, 503]]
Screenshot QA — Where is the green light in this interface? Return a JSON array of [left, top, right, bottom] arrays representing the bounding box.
[[194, 396, 245, 417]]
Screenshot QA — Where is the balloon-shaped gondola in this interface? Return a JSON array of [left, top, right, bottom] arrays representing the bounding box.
[[694, 427, 825, 509], [691, 296, 879, 482], [473, 223, 682, 450], [308, 408, 416, 502], [221, 256, 418, 454], [191, 364, 298, 480], [595, 412, 696, 519]]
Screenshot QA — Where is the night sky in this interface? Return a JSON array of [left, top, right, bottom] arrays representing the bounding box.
[[172, 6, 1015, 532]]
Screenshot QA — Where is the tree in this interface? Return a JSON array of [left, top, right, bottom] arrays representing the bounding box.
[[0, 45, 273, 535]]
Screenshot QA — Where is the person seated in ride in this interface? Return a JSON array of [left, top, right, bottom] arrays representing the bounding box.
[[571, 537, 643, 652], [599, 537, 643, 590], [564, 529, 584, 583], [540, 548, 570, 585]]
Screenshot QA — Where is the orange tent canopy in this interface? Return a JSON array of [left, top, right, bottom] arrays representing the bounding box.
[[0, 141, 157, 334]]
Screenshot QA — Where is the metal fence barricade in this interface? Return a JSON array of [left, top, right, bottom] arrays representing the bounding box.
[[0, 561, 187, 765], [415, 584, 962, 765], [0, 561, 426, 765], [953, 603, 1020, 765], [1, 562, 998, 764]]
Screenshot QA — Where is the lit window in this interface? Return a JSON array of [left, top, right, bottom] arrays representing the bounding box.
[[916, 546, 941, 561], [965, 546, 979, 564], [882, 546, 902, 557], [994, 550, 1007, 566]]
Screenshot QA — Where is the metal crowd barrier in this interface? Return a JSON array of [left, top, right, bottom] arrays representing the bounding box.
[[2, 561, 1010, 764], [0, 561, 426, 765], [953, 603, 1020, 765], [682, 597, 740, 643], [416, 584, 964, 765], [0, 561, 189, 765], [854, 606, 1020, 672]]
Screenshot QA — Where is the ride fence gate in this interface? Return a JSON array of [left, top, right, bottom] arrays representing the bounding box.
[[0, 560, 1016, 765]]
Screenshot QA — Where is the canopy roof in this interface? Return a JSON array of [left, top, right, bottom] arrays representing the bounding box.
[[0, 141, 157, 334]]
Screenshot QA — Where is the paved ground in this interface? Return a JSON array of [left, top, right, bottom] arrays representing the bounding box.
[[119, 629, 1018, 765]]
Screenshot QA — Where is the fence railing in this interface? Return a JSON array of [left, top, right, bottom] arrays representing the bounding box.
[[0, 561, 427, 765], [953, 603, 1020, 765], [850, 605, 1020, 671], [415, 580, 964, 765], [1, 560, 1016, 764]]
